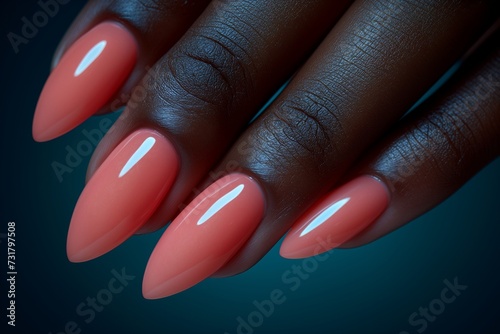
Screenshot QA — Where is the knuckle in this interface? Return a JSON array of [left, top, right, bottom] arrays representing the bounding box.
[[109, 0, 170, 19], [134, 0, 166, 13], [435, 70, 500, 160], [402, 122, 462, 182], [396, 105, 485, 185], [163, 19, 256, 114], [422, 119, 473, 183], [383, 54, 500, 187], [166, 43, 232, 110], [268, 83, 346, 168]]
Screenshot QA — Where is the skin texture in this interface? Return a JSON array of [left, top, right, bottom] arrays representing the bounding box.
[[342, 26, 500, 248], [33, 0, 500, 295], [210, 0, 499, 277], [86, 0, 353, 234]]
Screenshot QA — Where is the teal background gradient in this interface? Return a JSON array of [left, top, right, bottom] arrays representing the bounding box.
[[1, 1, 499, 333]]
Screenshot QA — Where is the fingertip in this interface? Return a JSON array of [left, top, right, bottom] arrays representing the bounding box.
[[279, 239, 305, 259], [142, 259, 183, 299], [66, 129, 179, 264], [33, 21, 138, 142]]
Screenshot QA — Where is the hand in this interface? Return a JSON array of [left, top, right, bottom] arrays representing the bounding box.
[[33, 0, 500, 299]]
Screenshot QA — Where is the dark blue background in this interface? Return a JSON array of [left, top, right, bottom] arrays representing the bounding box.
[[1, 1, 499, 333]]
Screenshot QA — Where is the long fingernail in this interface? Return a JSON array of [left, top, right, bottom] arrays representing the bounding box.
[[67, 129, 178, 262], [142, 173, 265, 299], [280, 176, 389, 259], [33, 21, 137, 142]]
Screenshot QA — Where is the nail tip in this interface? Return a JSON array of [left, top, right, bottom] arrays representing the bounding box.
[[32, 128, 53, 142], [279, 238, 295, 258], [66, 233, 104, 263], [67, 255, 81, 263], [142, 256, 191, 299], [32, 91, 89, 142], [141, 286, 156, 300], [142, 291, 165, 300], [32, 115, 46, 143], [66, 235, 115, 263], [66, 250, 85, 263], [32, 133, 44, 143], [280, 237, 319, 259], [66, 246, 93, 263], [33, 21, 139, 145], [141, 279, 175, 300], [65, 211, 135, 266], [279, 248, 302, 259], [32, 106, 61, 142], [141, 286, 168, 300], [279, 251, 310, 260], [141, 173, 265, 298]]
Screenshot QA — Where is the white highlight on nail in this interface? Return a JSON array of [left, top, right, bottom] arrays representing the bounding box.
[[300, 197, 350, 237], [74, 40, 107, 77], [119, 137, 156, 177], [197, 184, 245, 225]]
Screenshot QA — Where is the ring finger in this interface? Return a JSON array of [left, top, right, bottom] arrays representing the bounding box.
[[141, 0, 498, 298]]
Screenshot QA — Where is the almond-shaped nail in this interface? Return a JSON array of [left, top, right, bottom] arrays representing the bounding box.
[[67, 129, 178, 262], [280, 175, 389, 259], [33, 21, 137, 142], [142, 173, 265, 299]]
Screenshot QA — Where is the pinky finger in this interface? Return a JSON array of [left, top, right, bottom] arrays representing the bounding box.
[[280, 26, 500, 257]]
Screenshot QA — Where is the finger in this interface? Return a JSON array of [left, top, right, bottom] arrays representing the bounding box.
[[67, 0, 352, 262], [141, 0, 498, 296], [32, 0, 210, 141], [329, 27, 500, 250], [51, 0, 210, 70], [206, 0, 499, 276]]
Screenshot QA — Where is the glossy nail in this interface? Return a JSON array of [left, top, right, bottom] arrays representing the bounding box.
[[67, 129, 178, 262], [280, 175, 389, 259], [143, 173, 265, 299], [33, 21, 137, 142]]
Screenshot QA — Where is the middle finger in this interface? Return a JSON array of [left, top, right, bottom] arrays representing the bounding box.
[[191, 0, 498, 278], [67, 0, 352, 262]]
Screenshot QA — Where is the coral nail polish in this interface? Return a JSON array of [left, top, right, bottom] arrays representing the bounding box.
[[142, 173, 265, 299], [33, 21, 137, 142], [67, 129, 178, 262], [280, 176, 389, 259]]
